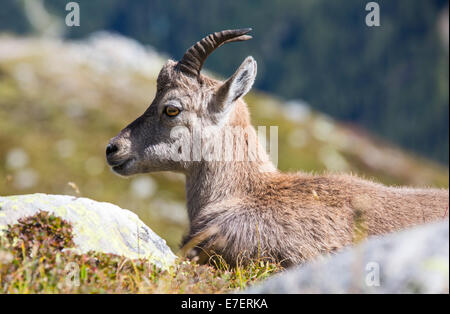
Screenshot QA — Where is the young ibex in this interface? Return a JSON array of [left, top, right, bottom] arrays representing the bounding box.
[[106, 29, 449, 267]]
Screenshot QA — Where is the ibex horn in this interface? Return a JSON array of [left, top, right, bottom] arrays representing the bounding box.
[[177, 28, 252, 77]]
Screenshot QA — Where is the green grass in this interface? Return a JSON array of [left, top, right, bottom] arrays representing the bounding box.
[[0, 211, 282, 294]]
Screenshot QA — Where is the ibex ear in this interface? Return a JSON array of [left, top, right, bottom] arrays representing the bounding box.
[[212, 56, 257, 115]]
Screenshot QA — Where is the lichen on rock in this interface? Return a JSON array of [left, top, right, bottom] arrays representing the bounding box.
[[0, 193, 176, 270]]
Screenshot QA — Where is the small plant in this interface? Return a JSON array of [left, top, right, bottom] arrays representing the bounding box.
[[5, 211, 75, 259], [0, 211, 282, 293]]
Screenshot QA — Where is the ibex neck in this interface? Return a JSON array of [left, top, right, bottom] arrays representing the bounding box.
[[184, 99, 276, 221], [185, 159, 275, 222]]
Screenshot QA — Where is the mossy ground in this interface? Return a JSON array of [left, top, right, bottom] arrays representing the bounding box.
[[0, 211, 282, 293]]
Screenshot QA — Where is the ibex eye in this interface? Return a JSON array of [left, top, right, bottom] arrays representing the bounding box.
[[164, 105, 180, 117]]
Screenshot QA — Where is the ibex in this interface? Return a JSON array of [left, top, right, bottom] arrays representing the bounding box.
[[106, 29, 449, 267]]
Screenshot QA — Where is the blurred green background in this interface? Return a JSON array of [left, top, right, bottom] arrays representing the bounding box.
[[0, 0, 448, 250]]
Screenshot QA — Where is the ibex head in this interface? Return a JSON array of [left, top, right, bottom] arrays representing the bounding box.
[[106, 29, 258, 176]]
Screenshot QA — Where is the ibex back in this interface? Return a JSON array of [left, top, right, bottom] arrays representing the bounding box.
[[106, 29, 449, 267]]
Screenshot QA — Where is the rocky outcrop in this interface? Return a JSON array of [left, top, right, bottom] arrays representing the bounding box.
[[0, 193, 176, 270], [246, 220, 449, 293]]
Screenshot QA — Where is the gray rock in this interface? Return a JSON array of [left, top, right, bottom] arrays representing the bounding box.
[[0, 193, 177, 270], [246, 220, 449, 293]]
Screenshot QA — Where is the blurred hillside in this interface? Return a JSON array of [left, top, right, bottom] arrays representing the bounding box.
[[1, 0, 448, 163], [0, 34, 448, 250]]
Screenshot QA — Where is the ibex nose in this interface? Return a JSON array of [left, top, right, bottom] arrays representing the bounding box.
[[106, 143, 119, 157]]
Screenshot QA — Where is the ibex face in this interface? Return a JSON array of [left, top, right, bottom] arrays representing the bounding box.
[[106, 29, 257, 176]]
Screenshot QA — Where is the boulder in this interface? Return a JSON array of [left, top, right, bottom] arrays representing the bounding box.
[[245, 220, 449, 293], [0, 193, 177, 270]]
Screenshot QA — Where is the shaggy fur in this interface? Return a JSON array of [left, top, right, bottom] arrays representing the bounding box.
[[107, 32, 449, 267], [181, 96, 448, 266]]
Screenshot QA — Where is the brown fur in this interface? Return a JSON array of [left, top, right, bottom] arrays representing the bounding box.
[[107, 47, 449, 268], [181, 98, 448, 267]]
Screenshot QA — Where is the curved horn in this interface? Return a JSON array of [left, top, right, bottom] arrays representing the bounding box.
[[177, 28, 252, 77]]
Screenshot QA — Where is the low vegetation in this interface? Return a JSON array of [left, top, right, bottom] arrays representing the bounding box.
[[0, 211, 282, 293]]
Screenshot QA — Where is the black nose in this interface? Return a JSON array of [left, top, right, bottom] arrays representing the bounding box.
[[106, 143, 119, 157]]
